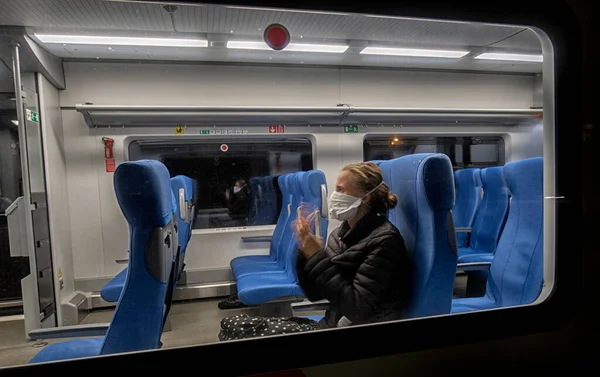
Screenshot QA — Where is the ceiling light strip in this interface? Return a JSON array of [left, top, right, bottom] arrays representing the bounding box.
[[227, 41, 348, 53], [360, 47, 469, 58], [34, 34, 208, 47], [474, 52, 543, 62]]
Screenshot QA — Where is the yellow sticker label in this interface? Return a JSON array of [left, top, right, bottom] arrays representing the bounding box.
[[174, 126, 185, 135], [58, 268, 62, 279]]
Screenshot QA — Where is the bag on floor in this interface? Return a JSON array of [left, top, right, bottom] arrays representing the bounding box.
[[218, 314, 320, 341]]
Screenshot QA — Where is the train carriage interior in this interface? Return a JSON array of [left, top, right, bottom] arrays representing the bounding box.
[[0, 0, 565, 370]]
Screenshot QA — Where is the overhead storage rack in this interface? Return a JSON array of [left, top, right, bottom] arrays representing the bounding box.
[[74, 104, 543, 128]]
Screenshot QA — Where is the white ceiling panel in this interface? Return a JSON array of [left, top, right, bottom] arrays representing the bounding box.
[[0, 0, 543, 73]]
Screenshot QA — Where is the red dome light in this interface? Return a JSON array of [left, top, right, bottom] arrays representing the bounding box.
[[264, 24, 290, 51]]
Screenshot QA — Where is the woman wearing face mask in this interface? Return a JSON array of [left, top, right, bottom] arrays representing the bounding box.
[[293, 162, 413, 329]]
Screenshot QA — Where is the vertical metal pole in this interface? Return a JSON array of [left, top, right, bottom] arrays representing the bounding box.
[[11, 41, 31, 199], [11, 41, 41, 335]]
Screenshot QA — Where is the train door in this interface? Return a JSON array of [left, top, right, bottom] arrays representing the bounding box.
[[6, 43, 57, 332]]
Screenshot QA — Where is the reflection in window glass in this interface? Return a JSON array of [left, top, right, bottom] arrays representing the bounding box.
[[128, 138, 313, 229], [363, 135, 505, 169]]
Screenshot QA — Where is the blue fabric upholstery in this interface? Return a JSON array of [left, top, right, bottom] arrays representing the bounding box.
[[170, 175, 193, 254], [457, 166, 510, 263], [236, 170, 328, 305], [100, 174, 194, 302], [453, 168, 482, 247], [100, 268, 127, 302], [31, 160, 176, 363], [375, 153, 457, 318], [452, 157, 544, 313], [230, 174, 292, 273]]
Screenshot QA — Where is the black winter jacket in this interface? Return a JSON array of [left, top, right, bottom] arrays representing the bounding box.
[[296, 211, 413, 328]]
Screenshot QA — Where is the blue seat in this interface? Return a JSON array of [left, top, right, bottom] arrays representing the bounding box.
[[29, 160, 177, 363], [236, 170, 328, 306], [457, 166, 510, 264], [453, 168, 483, 247], [294, 155, 457, 321], [230, 174, 293, 273], [377, 154, 457, 318], [171, 175, 195, 277], [452, 157, 543, 313], [100, 174, 194, 303]]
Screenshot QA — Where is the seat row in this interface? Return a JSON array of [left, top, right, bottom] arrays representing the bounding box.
[[230, 170, 329, 309], [28, 160, 188, 363], [452, 166, 511, 264], [247, 175, 281, 226]]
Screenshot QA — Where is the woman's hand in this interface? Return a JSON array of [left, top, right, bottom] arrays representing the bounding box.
[[293, 212, 324, 259]]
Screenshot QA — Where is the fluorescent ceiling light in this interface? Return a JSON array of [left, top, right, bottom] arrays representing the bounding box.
[[474, 52, 543, 62], [11, 120, 19, 126], [226, 6, 347, 16], [361, 47, 469, 58], [34, 34, 208, 48], [227, 41, 348, 53]]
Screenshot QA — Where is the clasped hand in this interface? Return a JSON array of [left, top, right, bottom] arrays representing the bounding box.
[[292, 209, 324, 259]]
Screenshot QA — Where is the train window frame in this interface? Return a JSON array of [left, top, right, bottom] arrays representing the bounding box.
[[362, 133, 507, 168], [9, 1, 582, 375], [124, 134, 316, 234]]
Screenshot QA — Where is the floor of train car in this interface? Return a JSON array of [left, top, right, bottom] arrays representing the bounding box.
[[0, 275, 468, 367]]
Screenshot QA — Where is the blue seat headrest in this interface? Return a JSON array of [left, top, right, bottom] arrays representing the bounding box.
[[171, 175, 194, 202], [114, 160, 175, 228]]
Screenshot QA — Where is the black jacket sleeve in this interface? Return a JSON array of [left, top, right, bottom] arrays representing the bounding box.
[[296, 252, 324, 302], [301, 233, 404, 322]]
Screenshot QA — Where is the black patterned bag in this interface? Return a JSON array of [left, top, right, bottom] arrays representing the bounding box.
[[218, 314, 320, 341]]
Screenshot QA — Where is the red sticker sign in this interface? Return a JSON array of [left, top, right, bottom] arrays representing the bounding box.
[[268, 125, 285, 133], [105, 159, 116, 172], [220, 144, 228, 152]]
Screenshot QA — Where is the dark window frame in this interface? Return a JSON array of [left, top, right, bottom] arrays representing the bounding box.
[[127, 136, 314, 230], [362, 134, 506, 168], [11, 1, 582, 375]]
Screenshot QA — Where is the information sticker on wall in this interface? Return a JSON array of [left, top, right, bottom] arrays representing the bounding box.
[[174, 125, 185, 135], [106, 159, 116, 172]]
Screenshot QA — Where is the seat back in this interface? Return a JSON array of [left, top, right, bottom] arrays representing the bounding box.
[[101, 160, 177, 355], [486, 157, 544, 307], [285, 170, 328, 281], [189, 178, 198, 229], [468, 167, 510, 254], [453, 168, 482, 246], [268, 174, 291, 260], [376, 153, 457, 318], [275, 172, 305, 270], [170, 175, 193, 250]]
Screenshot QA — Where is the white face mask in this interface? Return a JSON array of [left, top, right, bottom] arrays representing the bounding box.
[[328, 182, 383, 221], [233, 186, 242, 194]]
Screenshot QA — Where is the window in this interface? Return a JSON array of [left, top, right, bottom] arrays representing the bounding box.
[[363, 135, 505, 169], [128, 137, 313, 230]]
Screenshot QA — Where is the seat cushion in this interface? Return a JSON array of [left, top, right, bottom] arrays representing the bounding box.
[[29, 337, 104, 364], [232, 260, 285, 279], [457, 249, 494, 264], [230, 255, 275, 270], [237, 273, 304, 305], [100, 268, 128, 302], [451, 295, 497, 314]]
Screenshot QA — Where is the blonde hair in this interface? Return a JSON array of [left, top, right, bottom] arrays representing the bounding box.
[[341, 162, 398, 213]]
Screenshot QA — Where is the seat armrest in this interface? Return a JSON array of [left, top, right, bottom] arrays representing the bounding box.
[[457, 262, 491, 272], [455, 227, 472, 233], [28, 323, 110, 340], [291, 299, 330, 312], [241, 236, 272, 243]]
